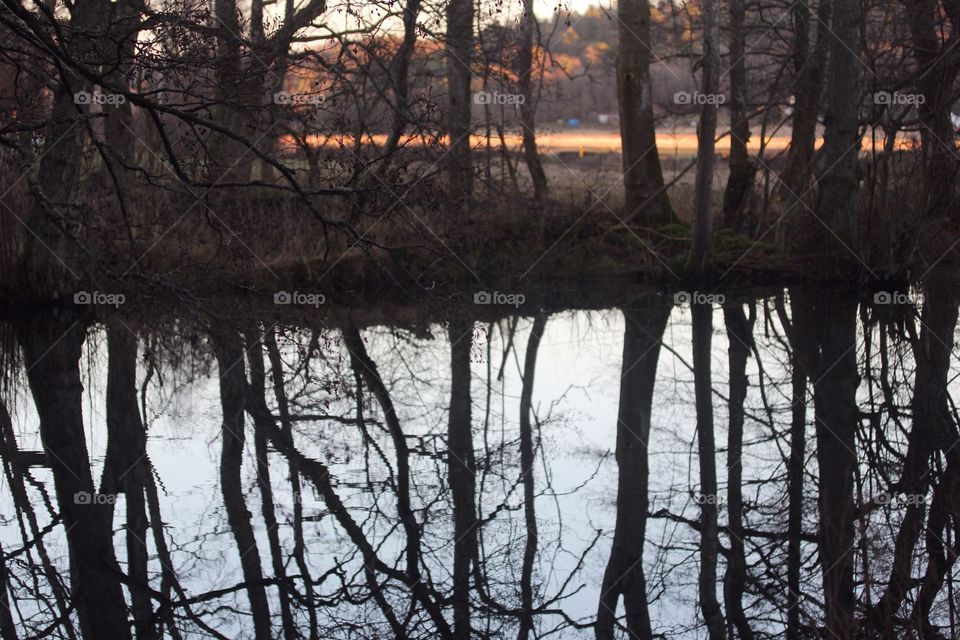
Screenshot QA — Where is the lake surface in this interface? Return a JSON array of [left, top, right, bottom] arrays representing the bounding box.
[[0, 284, 957, 639]]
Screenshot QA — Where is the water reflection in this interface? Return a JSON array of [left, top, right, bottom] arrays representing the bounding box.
[[1, 284, 959, 639]]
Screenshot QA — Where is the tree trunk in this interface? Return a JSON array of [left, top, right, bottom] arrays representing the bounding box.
[[445, 0, 474, 199], [595, 302, 671, 640], [102, 326, 157, 640], [780, 0, 831, 197], [722, 303, 755, 640], [517, 315, 546, 640], [910, 458, 960, 636], [343, 327, 426, 596], [378, 0, 423, 177], [212, 0, 256, 182], [777, 292, 812, 640], [690, 0, 720, 272], [617, 0, 672, 224], [517, 0, 548, 203], [245, 330, 297, 640], [448, 318, 477, 639], [692, 302, 725, 639], [212, 332, 273, 640], [721, 0, 756, 232], [264, 329, 320, 640], [25, 0, 112, 294], [787, 363, 807, 640], [792, 289, 859, 640], [0, 545, 15, 640], [812, 0, 861, 253], [20, 313, 131, 640]]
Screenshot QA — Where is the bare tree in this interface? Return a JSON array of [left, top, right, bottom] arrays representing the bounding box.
[[690, 0, 720, 272], [448, 317, 478, 639], [517, 314, 546, 640], [212, 332, 273, 640], [721, 0, 756, 232], [20, 315, 131, 639], [792, 289, 859, 639], [517, 0, 548, 203], [596, 302, 671, 640], [813, 0, 861, 251], [617, 0, 672, 224], [722, 302, 755, 640], [446, 0, 475, 199], [692, 302, 725, 639]]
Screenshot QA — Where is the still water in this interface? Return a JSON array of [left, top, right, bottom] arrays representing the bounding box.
[[0, 285, 957, 639]]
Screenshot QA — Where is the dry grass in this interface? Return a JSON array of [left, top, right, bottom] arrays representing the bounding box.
[[1, 140, 956, 296]]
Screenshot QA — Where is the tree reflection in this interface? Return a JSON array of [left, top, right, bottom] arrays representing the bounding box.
[[1, 289, 959, 638]]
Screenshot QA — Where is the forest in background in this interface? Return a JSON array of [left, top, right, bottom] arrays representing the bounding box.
[[0, 0, 958, 298]]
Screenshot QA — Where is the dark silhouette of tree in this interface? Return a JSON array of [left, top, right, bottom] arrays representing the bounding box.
[[596, 302, 670, 640], [617, 0, 672, 224]]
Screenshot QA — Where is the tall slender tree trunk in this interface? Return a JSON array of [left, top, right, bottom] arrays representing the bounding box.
[[0, 402, 28, 640], [212, 0, 257, 182], [778, 292, 813, 640], [780, 0, 831, 209], [786, 364, 807, 640], [212, 333, 273, 640], [103, 0, 140, 180], [378, 0, 423, 178], [102, 326, 157, 640], [517, 315, 546, 640], [25, 0, 112, 294], [596, 302, 671, 640], [617, 0, 672, 224], [343, 327, 427, 596], [722, 303, 755, 640], [20, 314, 132, 640], [264, 329, 319, 640], [245, 330, 297, 640], [446, 0, 475, 199], [448, 318, 477, 639], [0, 544, 15, 640], [792, 289, 859, 640], [813, 0, 861, 253], [690, 0, 720, 272], [722, 0, 756, 232], [692, 302, 725, 639], [517, 0, 547, 203]]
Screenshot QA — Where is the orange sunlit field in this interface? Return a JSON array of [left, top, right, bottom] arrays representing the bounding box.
[[281, 128, 924, 158]]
